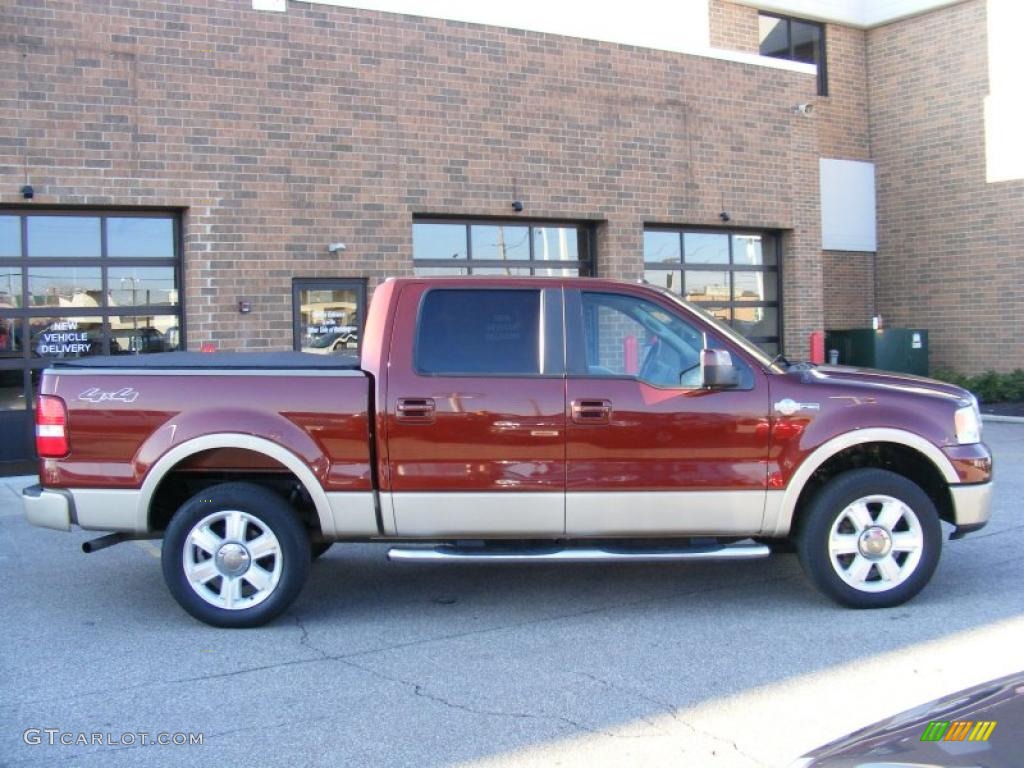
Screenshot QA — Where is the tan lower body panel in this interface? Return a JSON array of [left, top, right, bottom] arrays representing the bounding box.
[[73, 489, 144, 532], [326, 492, 378, 537], [566, 490, 769, 536], [390, 492, 564, 537]]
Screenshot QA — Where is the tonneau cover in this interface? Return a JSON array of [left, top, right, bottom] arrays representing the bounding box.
[[51, 351, 362, 370]]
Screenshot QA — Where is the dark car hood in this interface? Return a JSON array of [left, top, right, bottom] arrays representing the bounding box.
[[795, 671, 1024, 767], [796, 365, 972, 405]]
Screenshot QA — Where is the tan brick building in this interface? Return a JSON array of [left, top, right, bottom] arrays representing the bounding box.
[[0, 0, 1020, 470]]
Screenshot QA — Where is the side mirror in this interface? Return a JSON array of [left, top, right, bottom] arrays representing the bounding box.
[[700, 348, 739, 389]]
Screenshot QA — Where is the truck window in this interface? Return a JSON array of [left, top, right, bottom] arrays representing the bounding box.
[[415, 289, 542, 375], [580, 292, 702, 387], [579, 291, 754, 389]]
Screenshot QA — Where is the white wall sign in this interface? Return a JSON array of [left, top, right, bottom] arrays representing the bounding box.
[[819, 158, 877, 252]]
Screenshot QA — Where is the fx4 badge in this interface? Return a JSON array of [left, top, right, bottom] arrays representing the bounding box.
[[774, 398, 820, 416], [78, 387, 140, 404]]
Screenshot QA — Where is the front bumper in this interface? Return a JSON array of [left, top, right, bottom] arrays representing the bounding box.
[[22, 485, 74, 531], [948, 481, 992, 538]]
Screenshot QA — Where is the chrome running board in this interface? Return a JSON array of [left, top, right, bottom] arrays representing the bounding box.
[[387, 541, 771, 563]]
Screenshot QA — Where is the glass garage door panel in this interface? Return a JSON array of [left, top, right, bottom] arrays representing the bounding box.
[[26, 216, 101, 258], [0, 210, 182, 472], [28, 317, 103, 359], [413, 220, 591, 277], [644, 228, 781, 352], [110, 314, 180, 354]]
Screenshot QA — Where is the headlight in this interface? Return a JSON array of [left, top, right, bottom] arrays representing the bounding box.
[[955, 404, 981, 444]]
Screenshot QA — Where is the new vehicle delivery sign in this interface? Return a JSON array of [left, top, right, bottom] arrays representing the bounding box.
[[36, 321, 93, 356]]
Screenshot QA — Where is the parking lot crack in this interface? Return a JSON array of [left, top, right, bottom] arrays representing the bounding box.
[[1, 572, 799, 710], [575, 671, 768, 765], [574, 672, 671, 733], [338, 658, 632, 739], [293, 612, 329, 660]]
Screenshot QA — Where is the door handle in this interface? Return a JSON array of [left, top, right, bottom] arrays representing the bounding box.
[[571, 399, 612, 424], [396, 397, 436, 423]]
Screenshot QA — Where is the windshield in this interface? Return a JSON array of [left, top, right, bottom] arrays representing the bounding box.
[[648, 285, 785, 373]]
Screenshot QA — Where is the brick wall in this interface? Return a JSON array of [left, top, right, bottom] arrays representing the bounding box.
[[816, 23, 870, 160], [868, 0, 1024, 374], [823, 251, 876, 329], [708, 2, 870, 160], [708, 2, 871, 352], [708, 0, 759, 53], [0, 0, 822, 356]]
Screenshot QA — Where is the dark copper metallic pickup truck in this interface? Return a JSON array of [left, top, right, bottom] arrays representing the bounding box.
[[23, 278, 993, 627]]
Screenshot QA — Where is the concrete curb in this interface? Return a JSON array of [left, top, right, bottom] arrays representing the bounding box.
[[982, 415, 1024, 424]]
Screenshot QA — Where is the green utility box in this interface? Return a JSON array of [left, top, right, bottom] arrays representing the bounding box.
[[825, 328, 929, 376]]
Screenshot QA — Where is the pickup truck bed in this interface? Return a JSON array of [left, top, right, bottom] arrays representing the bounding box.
[[55, 351, 362, 370]]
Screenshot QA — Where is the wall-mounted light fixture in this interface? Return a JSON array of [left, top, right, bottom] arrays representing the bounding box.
[[328, 242, 346, 253], [20, 184, 34, 200], [238, 300, 252, 314]]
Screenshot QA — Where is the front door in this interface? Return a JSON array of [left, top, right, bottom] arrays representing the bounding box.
[[292, 278, 366, 356], [384, 283, 566, 537], [564, 288, 771, 536]]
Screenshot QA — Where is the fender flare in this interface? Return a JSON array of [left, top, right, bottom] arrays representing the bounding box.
[[766, 427, 959, 536], [137, 433, 335, 537]]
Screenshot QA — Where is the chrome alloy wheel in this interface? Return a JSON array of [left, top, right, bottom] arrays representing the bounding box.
[[827, 494, 924, 593], [182, 510, 283, 610]]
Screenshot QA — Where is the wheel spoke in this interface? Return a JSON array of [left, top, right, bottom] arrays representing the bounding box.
[[829, 533, 860, 555], [845, 502, 873, 532], [846, 554, 873, 583], [190, 525, 222, 555], [243, 564, 273, 592], [248, 533, 278, 560], [875, 554, 901, 582], [876, 499, 905, 531], [891, 531, 923, 553], [187, 559, 219, 585], [219, 575, 242, 609], [224, 510, 246, 542]]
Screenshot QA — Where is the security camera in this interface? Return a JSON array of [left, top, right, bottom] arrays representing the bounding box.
[[793, 103, 814, 115], [328, 242, 347, 253], [512, 200, 524, 212]]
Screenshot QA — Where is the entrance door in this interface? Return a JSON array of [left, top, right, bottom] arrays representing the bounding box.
[[292, 278, 367, 356], [384, 283, 566, 537], [564, 288, 772, 536]]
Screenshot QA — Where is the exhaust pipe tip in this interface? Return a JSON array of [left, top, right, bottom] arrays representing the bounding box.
[[82, 533, 129, 553]]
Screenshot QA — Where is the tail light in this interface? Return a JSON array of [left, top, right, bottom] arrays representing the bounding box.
[[36, 395, 69, 458]]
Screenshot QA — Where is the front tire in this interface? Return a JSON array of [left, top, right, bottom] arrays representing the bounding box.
[[161, 482, 311, 628], [796, 469, 942, 608]]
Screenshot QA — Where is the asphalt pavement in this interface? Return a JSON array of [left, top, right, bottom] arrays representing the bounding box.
[[1, 423, 1022, 767]]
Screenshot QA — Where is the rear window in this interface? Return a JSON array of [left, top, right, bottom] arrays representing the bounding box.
[[415, 289, 541, 375]]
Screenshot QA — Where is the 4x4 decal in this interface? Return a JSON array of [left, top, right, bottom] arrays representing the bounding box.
[[78, 387, 140, 404]]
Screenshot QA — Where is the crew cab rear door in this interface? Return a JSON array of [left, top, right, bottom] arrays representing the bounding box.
[[563, 287, 771, 536], [383, 283, 566, 536]]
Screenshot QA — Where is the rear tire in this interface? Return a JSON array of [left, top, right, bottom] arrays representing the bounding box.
[[161, 482, 311, 628], [796, 469, 941, 608]]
